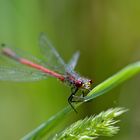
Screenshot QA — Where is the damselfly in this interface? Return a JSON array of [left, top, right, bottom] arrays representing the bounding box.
[[0, 33, 92, 112]]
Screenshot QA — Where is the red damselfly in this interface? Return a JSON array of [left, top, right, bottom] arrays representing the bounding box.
[[0, 33, 92, 112]]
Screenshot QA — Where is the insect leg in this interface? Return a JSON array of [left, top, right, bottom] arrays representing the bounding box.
[[68, 87, 78, 113], [82, 91, 85, 97]]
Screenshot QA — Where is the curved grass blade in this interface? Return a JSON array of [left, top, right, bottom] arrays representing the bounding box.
[[21, 106, 73, 140], [85, 61, 140, 101], [21, 61, 140, 140]]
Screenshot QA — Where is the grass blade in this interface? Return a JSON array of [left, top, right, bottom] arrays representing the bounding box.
[[85, 61, 140, 101], [21, 106, 72, 140]]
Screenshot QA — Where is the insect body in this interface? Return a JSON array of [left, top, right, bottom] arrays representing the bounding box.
[[0, 33, 92, 112]]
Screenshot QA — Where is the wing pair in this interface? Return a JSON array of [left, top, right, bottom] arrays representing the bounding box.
[[0, 33, 80, 81]]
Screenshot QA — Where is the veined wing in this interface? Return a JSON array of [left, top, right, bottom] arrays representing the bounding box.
[[66, 51, 80, 73], [0, 66, 47, 82], [0, 44, 49, 81], [0, 44, 47, 68], [39, 33, 66, 74]]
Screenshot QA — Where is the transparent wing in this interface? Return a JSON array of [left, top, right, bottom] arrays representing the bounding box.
[[0, 66, 47, 82], [0, 44, 49, 82], [0, 44, 45, 66], [66, 51, 80, 72], [39, 33, 66, 74]]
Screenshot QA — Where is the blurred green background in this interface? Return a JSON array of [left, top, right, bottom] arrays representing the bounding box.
[[0, 0, 140, 140]]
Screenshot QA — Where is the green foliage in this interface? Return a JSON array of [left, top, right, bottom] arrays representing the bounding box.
[[52, 108, 128, 140], [21, 61, 140, 140]]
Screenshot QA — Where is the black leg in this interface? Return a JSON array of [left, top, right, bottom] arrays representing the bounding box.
[[82, 91, 85, 97], [68, 87, 78, 113]]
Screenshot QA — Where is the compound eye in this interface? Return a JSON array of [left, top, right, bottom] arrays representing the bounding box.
[[75, 81, 82, 87]]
